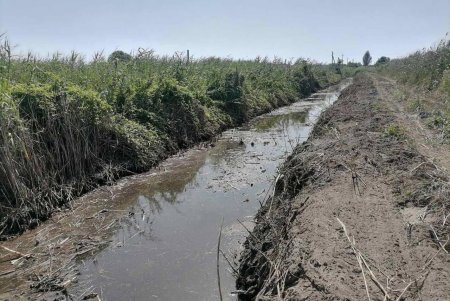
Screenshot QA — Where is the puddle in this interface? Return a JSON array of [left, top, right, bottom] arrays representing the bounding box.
[[71, 79, 352, 301]]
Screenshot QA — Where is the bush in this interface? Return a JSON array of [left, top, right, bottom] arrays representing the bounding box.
[[108, 50, 132, 62], [347, 62, 362, 68], [375, 56, 390, 65], [293, 64, 320, 97]]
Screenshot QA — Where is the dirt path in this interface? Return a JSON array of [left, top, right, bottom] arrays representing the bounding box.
[[371, 74, 450, 173], [237, 73, 450, 300]]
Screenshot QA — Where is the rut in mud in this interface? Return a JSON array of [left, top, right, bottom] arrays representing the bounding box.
[[237, 73, 450, 300]]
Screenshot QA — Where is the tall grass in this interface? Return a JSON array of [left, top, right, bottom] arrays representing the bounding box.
[[377, 38, 450, 96], [0, 38, 356, 237], [377, 38, 450, 139]]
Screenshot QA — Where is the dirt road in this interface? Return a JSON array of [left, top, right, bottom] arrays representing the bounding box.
[[237, 73, 450, 300]]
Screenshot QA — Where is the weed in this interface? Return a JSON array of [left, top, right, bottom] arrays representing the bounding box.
[[370, 102, 384, 112], [384, 124, 404, 139], [427, 113, 450, 140], [409, 98, 424, 112]]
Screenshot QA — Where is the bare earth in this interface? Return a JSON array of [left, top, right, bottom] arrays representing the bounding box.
[[237, 73, 450, 300]]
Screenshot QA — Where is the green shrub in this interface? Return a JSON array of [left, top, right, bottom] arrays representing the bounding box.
[[108, 50, 132, 62], [293, 64, 320, 97], [375, 56, 390, 65], [347, 62, 362, 68]]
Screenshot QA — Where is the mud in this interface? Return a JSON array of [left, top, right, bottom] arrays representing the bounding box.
[[237, 73, 450, 300]]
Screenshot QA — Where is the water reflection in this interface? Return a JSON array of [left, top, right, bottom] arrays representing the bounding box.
[[253, 110, 308, 131]]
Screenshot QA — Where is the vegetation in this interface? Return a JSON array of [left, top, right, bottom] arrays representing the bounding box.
[[108, 50, 132, 62], [377, 38, 450, 141], [363, 50, 372, 66], [347, 61, 362, 68], [383, 123, 404, 139], [0, 37, 358, 237], [377, 39, 450, 93], [375, 56, 390, 65]]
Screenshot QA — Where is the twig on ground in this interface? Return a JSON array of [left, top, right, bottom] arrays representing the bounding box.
[[0, 245, 32, 260], [337, 218, 372, 300], [337, 218, 390, 300], [0, 269, 15, 277], [356, 252, 371, 301], [443, 213, 450, 226], [217, 217, 224, 301], [219, 249, 239, 276], [395, 281, 414, 301], [268, 173, 282, 216], [429, 225, 449, 254]]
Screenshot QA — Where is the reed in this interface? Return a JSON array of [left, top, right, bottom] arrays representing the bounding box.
[[0, 36, 357, 237]]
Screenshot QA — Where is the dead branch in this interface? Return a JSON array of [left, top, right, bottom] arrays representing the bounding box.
[[217, 217, 224, 301], [219, 249, 239, 276], [429, 225, 449, 254]]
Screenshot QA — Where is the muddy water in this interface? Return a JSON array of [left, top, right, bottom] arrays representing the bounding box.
[[73, 79, 351, 301]]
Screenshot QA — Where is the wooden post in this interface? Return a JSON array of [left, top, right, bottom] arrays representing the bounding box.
[[187, 49, 190, 65]]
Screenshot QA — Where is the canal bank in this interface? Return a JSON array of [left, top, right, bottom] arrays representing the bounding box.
[[236, 73, 450, 301], [0, 79, 352, 301]]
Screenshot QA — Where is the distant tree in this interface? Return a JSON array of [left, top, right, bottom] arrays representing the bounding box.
[[362, 51, 372, 66], [108, 50, 132, 62], [375, 56, 390, 65]]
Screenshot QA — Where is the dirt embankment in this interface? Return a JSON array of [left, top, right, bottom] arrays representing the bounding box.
[[237, 73, 450, 300]]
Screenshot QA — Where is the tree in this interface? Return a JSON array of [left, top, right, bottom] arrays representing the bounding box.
[[362, 51, 372, 66], [108, 50, 132, 62], [375, 56, 390, 65]]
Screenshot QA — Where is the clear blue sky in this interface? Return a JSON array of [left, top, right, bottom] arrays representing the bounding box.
[[0, 0, 449, 63]]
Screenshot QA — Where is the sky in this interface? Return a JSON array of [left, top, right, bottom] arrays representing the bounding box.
[[0, 0, 449, 63]]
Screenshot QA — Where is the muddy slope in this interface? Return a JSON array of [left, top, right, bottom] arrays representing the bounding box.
[[237, 73, 450, 300]]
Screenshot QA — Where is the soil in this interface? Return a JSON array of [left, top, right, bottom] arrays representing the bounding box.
[[236, 73, 450, 300]]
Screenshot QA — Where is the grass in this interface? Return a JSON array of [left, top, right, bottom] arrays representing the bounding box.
[[377, 38, 450, 93], [0, 37, 358, 237], [383, 124, 404, 139], [427, 113, 450, 139], [377, 37, 450, 142]]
